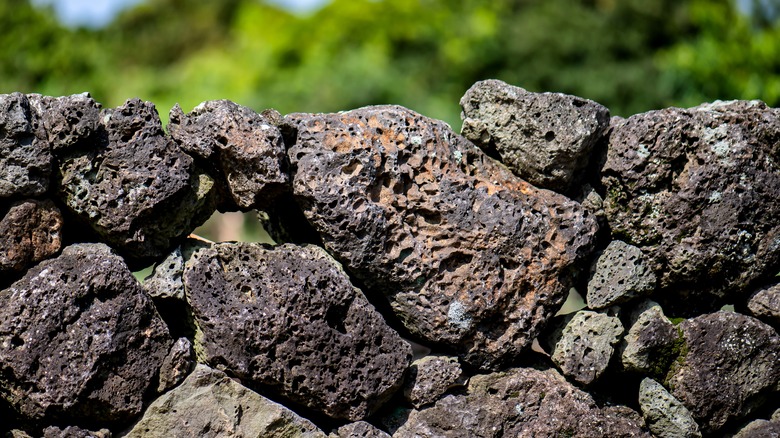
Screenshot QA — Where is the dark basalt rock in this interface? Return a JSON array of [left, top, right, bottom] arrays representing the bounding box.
[[402, 355, 467, 409], [169, 100, 289, 210], [745, 282, 780, 328], [284, 105, 598, 370], [460, 79, 610, 192], [619, 300, 681, 376], [601, 100, 780, 313], [41, 426, 111, 438], [182, 241, 412, 421], [0, 243, 173, 426], [0, 199, 63, 274], [28, 92, 101, 152], [0, 93, 51, 199], [329, 421, 391, 438], [393, 367, 650, 437], [586, 239, 656, 309], [667, 311, 780, 434], [56, 98, 217, 266]]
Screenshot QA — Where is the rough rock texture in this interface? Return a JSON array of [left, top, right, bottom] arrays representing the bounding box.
[[540, 310, 623, 386], [460, 79, 610, 191], [638, 377, 701, 438], [586, 240, 656, 309], [601, 101, 780, 312], [183, 241, 412, 421], [329, 421, 391, 438], [41, 427, 111, 438], [668, 311, 780, 434], [733, 416, 780, 438], [143, 246, 186, 301], [56, 98, 217, 265], [393, 367, 650, 437], [0, 243, 173, 425], [746, 283, 780, 327], [620, 300, 681, 376], [27, 92, 102, 152], [124, 364, 326, 438], [157, 337, 195, 393], [0, 199, 63, 273], [0, 93, 51, 198], [285, 105, 598, 370], [169, 100, 289, 209], [403, 355, 467, 408]]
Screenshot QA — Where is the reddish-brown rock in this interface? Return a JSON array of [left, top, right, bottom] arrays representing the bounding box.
[[0, 199, 63, 273]]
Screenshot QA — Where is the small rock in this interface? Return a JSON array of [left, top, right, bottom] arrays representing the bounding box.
[[42, 426, 112, 438], [157, 337, 195, 393], [0, 92, 51, 198], [620, 300, 681, 376], [143, 246, 186, 301], [746, 283, 780, 328], [27, 92, 101, 152], [639, 377, 701, 438], [124, 364, 326, 438], [0, 199, 63, 273], [329, 421, 390, 438], [540, 310, 624, 386], [403, 355, 467, 408], [460, 79, 610, 191], [586, 240, 656, 309], [733, 417, 780, 438]]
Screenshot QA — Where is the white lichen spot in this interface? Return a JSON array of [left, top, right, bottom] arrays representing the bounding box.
[[708, 191, 722, 203], [260, 124, 271, 130], [410, 136, 423, 146], [448, 301, 472, 331], [636, 144, 651, 159], [453, 150, 463, 164], [710, 141, 730, 157], [515, 404, 524, 415]]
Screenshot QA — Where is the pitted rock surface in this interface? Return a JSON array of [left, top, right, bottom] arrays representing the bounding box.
[[41, 426, 111, 438], [620, 300, 681, 376], [667, 311, 780, 434], [0, 93, 51, 198], [169, 100, 288, 209], [143, 246, 186, 301], [329, 421, 391, 438], [586, 240, 656, 309], [602, 101, 780, 312], [125, 364, 327, 438], [746, 283, 780, 327], [56, 98, 217, 265], [460, 79, 610, 191], [28, 92, 101, 152], [157, 337, 195, 393], [284, 105, 597, 370], [393, 367, 650, 438], [183, 241, 412, 421], [0, 243, 172, 425], [0, 199, 63, 273], [639, 377, 701, 438], [403, 355, 467, 408], [733, 416, 780, 438]]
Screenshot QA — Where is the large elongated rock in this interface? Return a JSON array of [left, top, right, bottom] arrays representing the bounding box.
[[639, 378, 701, 438], [0, 243, 173, 425], [0, 93, 51, 198], [602, 101, 780, 312], [284, 105, 598, 370], [183, 242, 412, 421], [0, 199, 63, 274]]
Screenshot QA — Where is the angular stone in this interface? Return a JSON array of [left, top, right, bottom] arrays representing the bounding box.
[[620, 300, 681, 376], [393, 367, 650, 437], [183, 241, 412, 421], [668, 311, 780, 434], [284, 105, 598, 370], [124, 364, 326, 438], [403, 355, 467, 409], [460, 79, 610, 192], [0, 93, 51, 198], [329, 421, 390, 438], [42, 426, 111, 438], [0, 243, 173, 424], [746, 283, 780, 328], [639, 377, 701, 438], [586, 240, 656, 309], [602, 101, 780, 312], [27, 92, 101, 152], [169, 100, 288, 209], [0, 199, 63, 273], [157, 337, 195, 393], [56, 98, 217, 265], [540, 309, 623, 386], [733, 417, 780, 438], [143, 246, 186, 301]]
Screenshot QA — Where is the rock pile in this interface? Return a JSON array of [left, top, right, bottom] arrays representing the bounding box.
[[1, 80, 778, 437]]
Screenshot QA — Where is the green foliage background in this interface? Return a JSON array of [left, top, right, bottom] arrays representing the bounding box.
[[4, 0, 780, 129]]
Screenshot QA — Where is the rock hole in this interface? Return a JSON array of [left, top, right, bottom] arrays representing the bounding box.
[[10, 336, 23, 348], [544, 131, 555, 141]]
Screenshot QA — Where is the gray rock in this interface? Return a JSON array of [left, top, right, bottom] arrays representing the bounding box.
[[284, 105, 598, 370], [733, 417, 780, 438], [157, 337, 195, 393], [540, 310, 624, 386], [169, 100, 288, 210], [330, 421, 391, 438], [746, 283, 780, 328], [42, 426, 112, 438], [124, 364, 326, 438], [639, 377, 701, 438], [183, 241, 412, 421], [403, 355, 467, 408], [0, 243, 173, 425], [27, 92, 101, 152], [143, 246, 186, 301], [460, 79, 610, 191], [56, 98, 217, 266], [586, 240, 656, 309], [0, 199, 63, 273], [0, 93, 51, 198], [393, 367, 650, 437], [601, 100, 780, 312], [620, 300, 681, 376], [668, 311, 780, 434]]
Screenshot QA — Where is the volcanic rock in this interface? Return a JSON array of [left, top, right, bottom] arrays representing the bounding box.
[[143, 246, 186, 301], [0, 199, 63, 274], [403, 355, 467, 408], [586, 240, 656, 309], [41, 427, 111, 438], [733, 415, 780, 438], [638, 377, 701, 438], [27, 92, 101, 152], [157, 337, 195, 393], [329, 421, 391, 438], [0, 93, 51, 198], [620, 300, 681, 376], [745, 283, 780, 328]]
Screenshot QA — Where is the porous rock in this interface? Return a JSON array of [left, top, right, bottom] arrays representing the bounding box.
[[157, 337, 195, 393], [0, 243, 172, 425], [403, 355, 467, 408], [183, 241, 412, 421], [0, 199, 63, 273], [329, 421, 391, 438], [284, 105, 598, 370], [0, 93, 51, 198], [620, 300, 681, 376], [56, 98, 217, 265], [733, 417, 780, 438], [27, 92, 101, 152], [586, 240, 656, 309], [746, 283, 780, 327], [169, 100, 288, 209], [540, 309, 623, 386], [638, 377, 701, 438], [143, 246, 186, 301], [124, 364, 326, 438], [460, 79, 610, 191], [667, 311, 780, 434], [601, 100, 780, 312], [393, 367, 650, 437], [41, 426, 111, 438]]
